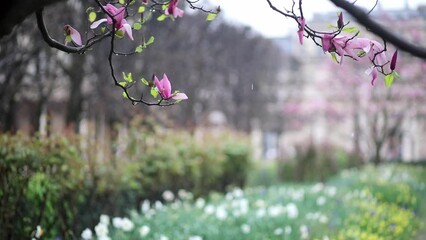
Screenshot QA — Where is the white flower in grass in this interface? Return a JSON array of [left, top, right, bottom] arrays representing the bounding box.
[[155, 201, 164, 210], [326, 186, 337, 197], [215, 206, 228, 220], [254, 199, 265, 208], [204, 205, 215, 215], [319, 215, 328, 224], [162, 190, 175, 202], [189, 235, 203, 240], [241, 224, 251, 234], [159, 235, 169, 240], [300, 225, 309, 239], [95, 223, 109, 237], [256, 208, 266, 218], [100, 215, 110, 226], [112, 217, 124, 229], [286, 203, 299, 219], [274, 228, 283, 235], [195, 198, 206, 209], [268, 205, 283, 217], [284, 226, 292, 235], [316, 196, 326, 206], [121, 218, 134, 231], [81, 228, 93, 240], [35, 225, 43, 238], [98, 236, 111, 240], [139, 225, 150, 237], [323, 235, 330, 240], [232, 188, 244, 198], [141, 200, 150, 213], [312, 183, 324, 193]]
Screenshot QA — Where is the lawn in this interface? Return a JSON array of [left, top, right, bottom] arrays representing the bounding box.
[[79, 164, 426, 240]]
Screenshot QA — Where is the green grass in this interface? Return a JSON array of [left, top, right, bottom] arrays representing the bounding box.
[[77, 164, 425, 240]]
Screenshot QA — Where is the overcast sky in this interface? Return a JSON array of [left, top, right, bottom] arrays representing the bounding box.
[[207, 0, 426, 37]]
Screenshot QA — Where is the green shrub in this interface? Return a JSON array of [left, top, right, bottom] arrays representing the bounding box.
[[0, 127, 252, 239]]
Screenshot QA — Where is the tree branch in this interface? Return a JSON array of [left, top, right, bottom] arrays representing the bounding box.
[[36, 8, 112, 54], [328, 0, 426, 59]]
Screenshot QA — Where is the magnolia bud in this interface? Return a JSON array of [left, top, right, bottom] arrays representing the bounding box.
[[337, 12, 344, 29], [390, 50, 398, 71]]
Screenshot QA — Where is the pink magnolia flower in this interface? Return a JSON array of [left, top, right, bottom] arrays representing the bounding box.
[[165, 0, 184, 18], [154, 74, 188, 100], [64, 25, 82, 46], [297, 17, 305, 45], [90, 4, 133, 40]]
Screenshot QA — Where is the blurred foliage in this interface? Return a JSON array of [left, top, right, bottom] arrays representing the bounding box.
[[0, 123, 252, 239], [276, 144, 362, 183]]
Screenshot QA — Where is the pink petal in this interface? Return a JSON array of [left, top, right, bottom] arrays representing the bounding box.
[[90, 18, 107, 29], [161, 74, 172, 99], [174, 7, 184, 18], [370, 67, 378, 86], [322, 34, 333, 52], [154, 75, 162, 91], [70, 28, 82, 46], [173, 92, 188, 100], [121, 22, 134, 40]]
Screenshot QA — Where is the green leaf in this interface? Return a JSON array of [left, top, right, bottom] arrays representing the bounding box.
[[342, 27, 358, 33], [122, 91, 129, 99], [133, 22, 142, 30], [138, 6, 146, 13], [135, 45, 144, 53], [65, 35, 72, 43], [146, 36, 155, 45], [384, 74, 395, 88], [122, 72, 133, 82], [162, 4, 168, 10], [119, 81, 127, 87], [119, 0, 125, 5], [115, 30, 125, 38], [151, 88, 159, 98], [88, 12, 97, 23], [357, 50, 366, 58], [157, 14, 168, 22], [330, 52, 339, 64], [141, 78, 149, 86], [327, 24, 337, 29], [206, 13, 217, 21], [393, 71, 401, 80]]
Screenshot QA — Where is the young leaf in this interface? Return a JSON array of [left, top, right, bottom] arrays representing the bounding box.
[[138, 6, 146, 13], [384, 74, 395, 88], [88, 12, 97, 23], [122, 91, 129, 99], [65, 35, 72, 43], [133, 22, 142, 30], [393, 71, 401, 80], [206, 13, 217, 21], [157, 14, 168, 22], [342, 27, 358, 33], [146, 36, 155, 45], [119, 0, 125, 5], [141, 78, 149, 86], [115, 30, 125, 38], [135, 45, 144, 53], [330, 52, 339, 64], [151, 88, 158, 98], [119, 81, 127, 87]]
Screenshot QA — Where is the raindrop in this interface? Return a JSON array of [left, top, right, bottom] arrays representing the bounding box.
[[251, 83, 254, 90], [132, 101, 138, 106]]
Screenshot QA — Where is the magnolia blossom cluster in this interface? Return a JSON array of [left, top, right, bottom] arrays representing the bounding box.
[[297, 12, 399, 86]]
